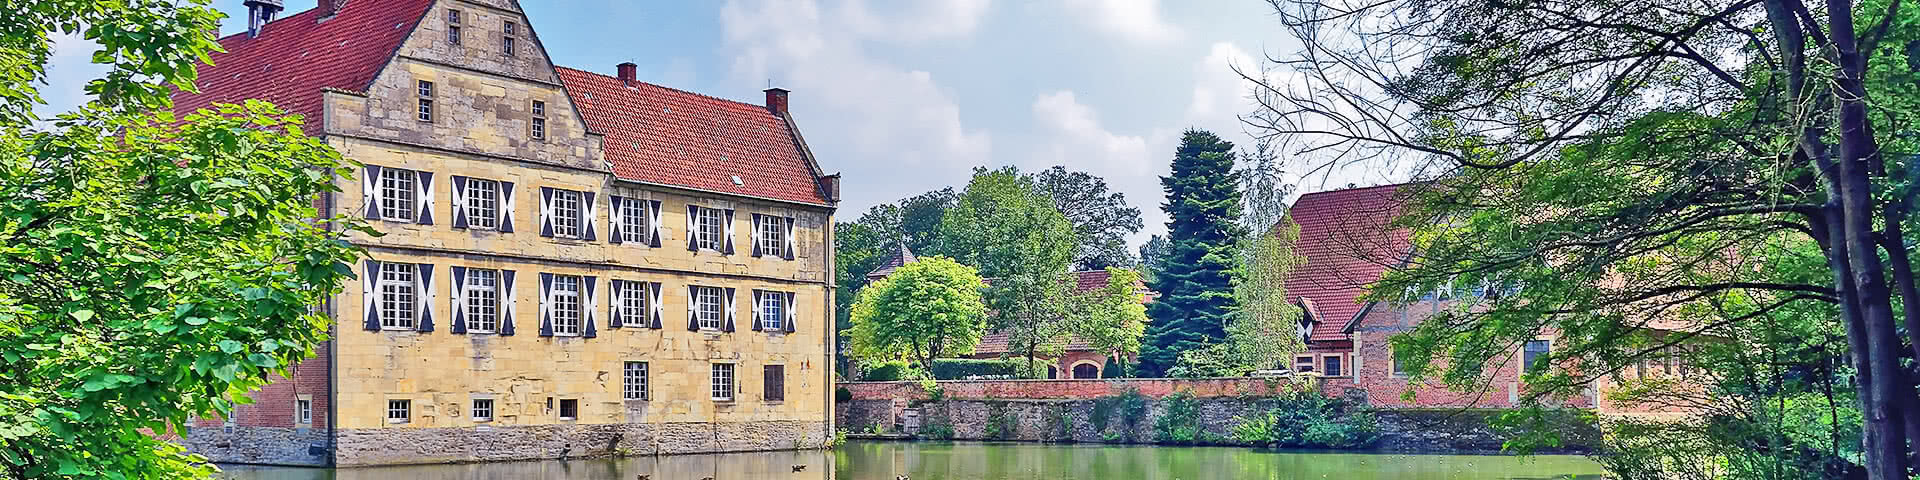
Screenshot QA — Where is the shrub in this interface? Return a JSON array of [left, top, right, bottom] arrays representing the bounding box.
[[1090, 387, 1150, 440], [862, 360, 914, 381], [919, 421, 956, 440], [1154, 391, 1206, 444], [931, 358, 1019, 379], [1230, 392, 1380, 449], [836, 386, 854, 402], [1102, 356, 1127, 378], [984, 402, 1019, 440]]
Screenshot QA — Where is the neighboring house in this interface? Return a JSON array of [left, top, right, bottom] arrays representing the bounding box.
[[1282, 183, 1698, 414], [175, 0, 839, 466], [864, 246, 1149, 379]]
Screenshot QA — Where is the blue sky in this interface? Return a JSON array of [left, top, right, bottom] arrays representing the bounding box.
[[38, 0, 1409, 248]]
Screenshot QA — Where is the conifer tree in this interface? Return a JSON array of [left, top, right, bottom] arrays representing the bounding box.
[[1137, 130, 1246, 377]]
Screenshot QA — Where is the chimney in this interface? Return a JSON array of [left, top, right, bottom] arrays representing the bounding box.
[[322, 0, 348, 17], [244, 0, 284, 38], [616, 62, 638, 87], [820, 173, 841, 203], [764, 88, 790, 116]]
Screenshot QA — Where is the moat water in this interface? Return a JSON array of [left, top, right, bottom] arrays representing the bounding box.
[[218, 441, 1609, 479]]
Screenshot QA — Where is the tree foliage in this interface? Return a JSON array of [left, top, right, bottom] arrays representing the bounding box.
[[939, 166, 1078, 371], [1140, 130, 1246, 377], [847, 256, 988, 373], [1070, 268, 1151, 371], [1252, 0, 1920, 475], [1032, 166, 1143, 270]]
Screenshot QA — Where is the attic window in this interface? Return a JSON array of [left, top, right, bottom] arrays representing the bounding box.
[[730, 175, 743, 186], [447, 10, 462, 45], [502, 21, 517, 56]]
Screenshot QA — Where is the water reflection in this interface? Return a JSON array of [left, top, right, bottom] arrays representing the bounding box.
[[219, 441, 1606, 480]]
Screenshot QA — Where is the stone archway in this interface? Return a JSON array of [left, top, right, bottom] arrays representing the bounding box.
[[1071, 361, 1100, 379]]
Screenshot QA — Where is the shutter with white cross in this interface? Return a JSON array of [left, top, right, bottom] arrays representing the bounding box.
[[414, 263, 435, 332], [608, 280, 624, 329], [784, 216, 797, 260], [784, 291, 797, 333], [539, 187, 555, 238], [722, 209, 736, 255], [686, 285, 699, 331], [449, 266, 468, 334], [581, 192, 598, 242], [414, 172, 434, 225], [361, 260, 382, 330], [498, 181, 516, 233], [722, 287, 737, 332], [450, 176, 468, 229], [751, 290, 764, 331], [538, 272, 554, 337], [649, 282, 664, 329], [582, 276, 598, 338], [648, 200, 663, 247], [499, 270, 517, 335], [361, 166, 383, 221], [686, 205, 699, 251], [609, 196, 625, 245], [751, 213, 764, 258]]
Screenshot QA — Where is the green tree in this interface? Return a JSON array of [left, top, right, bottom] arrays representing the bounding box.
[[939, 166, 1078, 372], [846, 256, 989, 373], [1070, 268, 1151, 374], [1252, 0, 1920, 475], [1172, 221, 1306, 377], [832, 189, 959, 376], [1139, 130, 1246, 377], [1138, 234, 1170, 282], [1032, 166, 1143, 270], [1237, 137, 1293, 236], [0, 3, 370, 479]]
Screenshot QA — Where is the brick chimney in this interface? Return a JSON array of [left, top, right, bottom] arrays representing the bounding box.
[[764, 88, 789, 116], [616, 62, 638, 87], [321, 0, 348, 17], [244, 0, 284, 37]]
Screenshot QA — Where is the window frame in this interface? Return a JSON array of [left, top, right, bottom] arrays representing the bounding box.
[[550, 274, 582, 336], [617, 281, 649, 328], [710, 363, 735, 402], [759, 290, 784, 331], [1323, 354, 1343, 377], [624, 361, 649, 401], [471, 398, 494, 422], [464, 178, 499, 230], [295, 397, 312, 426], [695, 285, 723, 331], [557, 398, 578, 421], [1522, 339, 1552, 375], [757, 214, 785, 257], [619, 197, 649, 244], [529, 100, 546, 140], [763, 364, 785, 402], [377, 262, 417, 330], [1293, 355, 1315, 373], [464, 268, 499, 333], [502, 20, 517, 56], [416, 80, 435, 122], [386, 399, 411, 424], [551, 189, 582, 239], [446, 9, 461, 45], [377, 167, 417, 221], [695, 207, 725, 251]]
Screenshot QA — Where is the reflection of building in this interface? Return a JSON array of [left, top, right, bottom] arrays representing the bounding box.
[[1281, 183, 1695, 413], [175, 0, 838, 466], [865, 246, 1150, 379]]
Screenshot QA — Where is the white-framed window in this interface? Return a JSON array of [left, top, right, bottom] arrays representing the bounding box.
[[465, 268, 498, 333], [446, 9, 461, 45], [464, 178, 499, 230], [378, 167, 416, 221], [620, 198, 649, 243], [1323, 355, 1343, 376], [386, 399, 411, 424], [551, 189, 581, 238], [696, 207, 725, 251], [1523, 339, 1551, 374], [759, 290, 784, 331], [710, 363, 734, 401], [502, 21, 517, 56], [694, 285, 723, 330], [557, 399, 578, 420], [416, 80, 434, 122], [624, 361, 648, 400], [530, 100, 545, 140], [471, 398, 493, 422], [617, 281, 648, 328], [1293, 355, 1314, 373], [758, 215, 785, 256], [295, 397, 312, 425], [378, 263, 417, 330], [551, 274, 581, 336]]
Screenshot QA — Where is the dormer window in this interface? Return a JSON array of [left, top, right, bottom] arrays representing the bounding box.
[[503, 21, 517, 56], [447, 10, 462, 45]]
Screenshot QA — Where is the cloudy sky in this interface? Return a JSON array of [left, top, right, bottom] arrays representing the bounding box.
[[38, 0, 1410, 248]]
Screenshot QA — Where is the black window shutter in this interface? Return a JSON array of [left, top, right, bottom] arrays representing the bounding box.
[[750, 290, 763, 331], [363, 166, 383, 221], [686, 205, 699, 251], [414, 171, 435, 225], [686, 285, 699, 331], [581, 192, 598, 241], [582, 276, 597, 338], [751, 213, 764, 258], [414, 263, 435, 332], [499, 269, 517, 335], [648, 200, 663, 247], [783, 216, 797, 261], [449, 266, 467, 334], [722, 209, 736, 255], [608, 280, 623, 329], [649, 282, 664, 329], [609, 196, 625, 244], [498, 181, 516, 233], [362, 260, 382, 330], [722, 287, 737, 332], [450, 176, 468, 229], [539, 187, 555, 237], [783, 291, 797, 333], [538, 272, 554, 337]]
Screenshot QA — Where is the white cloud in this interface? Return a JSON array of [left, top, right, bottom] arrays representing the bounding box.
[[720, 0, 993, 210], [839, 0, 992, 42], [1184, 42, 1258, 136], [1029, 90, 1153, 178], [1062, 0, 1181, 44]]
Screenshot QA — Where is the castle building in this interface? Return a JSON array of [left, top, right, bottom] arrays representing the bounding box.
[[173, 0, 839, 466]]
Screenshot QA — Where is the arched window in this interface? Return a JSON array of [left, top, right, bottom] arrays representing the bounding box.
[[1072, 363, 1100, 379]]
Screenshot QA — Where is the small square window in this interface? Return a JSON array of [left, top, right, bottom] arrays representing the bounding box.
[[557, 399, 578, 420], [387, 399, 411, 424], [472, 398, 493, 422], [531, 117, 545, 140], [417, 80, 434, 97], [531, 100, 545, 117], [1323, 355, 1343, 376], [418, 99, 433, 122], [624, 361, 649, 400], [711, 363, 735, 401], [1294, 355, 1314, 373]]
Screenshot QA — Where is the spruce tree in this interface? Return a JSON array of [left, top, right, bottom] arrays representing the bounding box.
[[1138, 130, 1246, 377]]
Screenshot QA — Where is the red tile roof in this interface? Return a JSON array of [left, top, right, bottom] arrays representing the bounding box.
[[556, 67, 831, 206], [1280, 183, 1414, 343], [171, 0, 433, 123], [973, 270, 1150, 355]]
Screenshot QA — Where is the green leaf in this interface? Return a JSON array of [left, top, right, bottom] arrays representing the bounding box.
[[217, 340, 244, 354], [69, 309, 94, 322]]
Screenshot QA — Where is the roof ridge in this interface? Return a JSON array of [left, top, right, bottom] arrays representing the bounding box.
[[556, 65, 770, 113], [1295, 181, 1417, 198]]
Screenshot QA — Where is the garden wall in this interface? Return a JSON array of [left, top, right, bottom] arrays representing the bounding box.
[[835, 379, 1599, 454]]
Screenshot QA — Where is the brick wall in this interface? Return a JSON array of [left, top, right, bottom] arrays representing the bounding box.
[[840, 377, 1344, 402], [195, 340, 331, 430]]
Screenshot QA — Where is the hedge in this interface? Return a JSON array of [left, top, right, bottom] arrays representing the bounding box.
[[931, 358, 1019, 380], [861, 361, 913, 381]]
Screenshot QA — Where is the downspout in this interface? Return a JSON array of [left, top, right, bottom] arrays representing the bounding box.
[[822, 207, 837, 442], [324, 161, 339, 466]]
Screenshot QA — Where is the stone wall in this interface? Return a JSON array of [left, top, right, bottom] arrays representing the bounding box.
[[186, 426, 330, 467], [332, 420, 829, 466], [842, 377, 1345, 402]]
